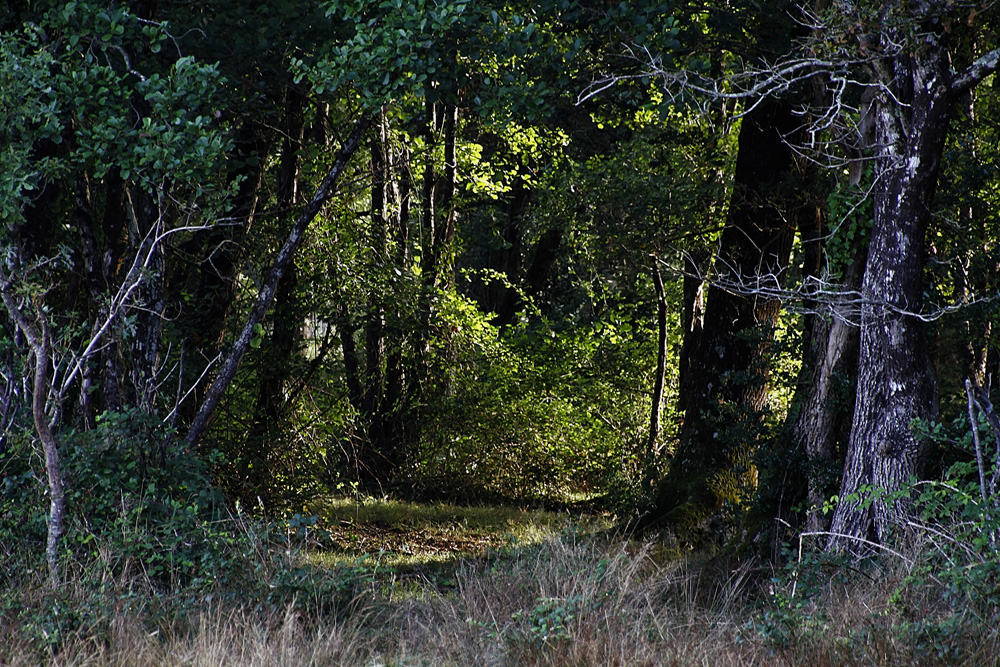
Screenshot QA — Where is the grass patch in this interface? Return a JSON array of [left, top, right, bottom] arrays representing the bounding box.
[[3, 499, 999, 665], [307, 496, 612, 571], [312, 496, 603, 533]]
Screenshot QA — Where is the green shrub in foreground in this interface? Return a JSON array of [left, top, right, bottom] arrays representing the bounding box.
[[761, 407, 1000, 663], [0, 409, 373, 657]]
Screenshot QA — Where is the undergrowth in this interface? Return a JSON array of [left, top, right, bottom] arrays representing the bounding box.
[[5, 403, 1000, 664], [3, 510, 999, 666]]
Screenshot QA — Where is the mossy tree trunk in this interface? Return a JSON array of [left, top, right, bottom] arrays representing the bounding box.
[[646, 97, 801, 534]]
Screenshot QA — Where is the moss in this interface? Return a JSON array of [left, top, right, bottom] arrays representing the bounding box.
[[639, 455, 758, 546]]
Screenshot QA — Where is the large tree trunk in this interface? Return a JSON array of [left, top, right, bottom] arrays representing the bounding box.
[[644, 97, 801, 533], [828, 38, 954, 551]]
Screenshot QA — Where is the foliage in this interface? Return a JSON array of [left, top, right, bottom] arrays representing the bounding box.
[[61, 412, 235, 588], [761, 401, 1000, 661], [2, 3, 233, 209], [1, 0, 1000, 642], [1, 416, 375, 657], [824, 173, 874, 279], [901, 410, 1000, 635], [1, 411, 218, 588], [0, 27, 60, 222], [413, 288, 655, 503]]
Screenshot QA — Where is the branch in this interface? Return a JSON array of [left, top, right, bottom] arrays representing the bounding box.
[[657, 249, 996, 326], [58, 222, 226, 398], [183, 112, 372, 449], [162, 350, 222, 428], [952, 47, 1000, 94]]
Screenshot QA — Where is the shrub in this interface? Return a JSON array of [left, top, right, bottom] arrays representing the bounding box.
[[760, 396, 1000, 663]]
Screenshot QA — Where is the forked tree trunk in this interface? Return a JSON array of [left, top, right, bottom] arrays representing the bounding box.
[[826, 29, 1000, 550], [795, 290, 861, 532]]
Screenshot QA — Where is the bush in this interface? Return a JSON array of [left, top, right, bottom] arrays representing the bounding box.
[[759, 399, 1000, 663], [1, 408, 368, 616], [414, 290, 654, 504]]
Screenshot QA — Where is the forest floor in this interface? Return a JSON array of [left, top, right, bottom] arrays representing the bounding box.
[[309, 496, 611, 565], [259, 499, 1000, 665], [3, 498, 998, 665]]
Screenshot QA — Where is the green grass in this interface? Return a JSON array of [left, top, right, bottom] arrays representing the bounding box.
[[313, 495, 592, 531], [306, 496, 613, 572]]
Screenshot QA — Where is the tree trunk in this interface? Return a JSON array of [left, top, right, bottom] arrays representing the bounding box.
[[338, 114, 417, 488], [127, 186, 166, 417], [0, 276, 65, 585], [952, 90, 992, 388], [795, 287, 861, 532], [489, 173, 531, 328], [358, 114, 396, 485], [182, 121, 269, 424], [243, 93, 307, 497], [645, 264, 669, 488], [645, 97, 801, 533], [828, 42, 952, 551], [32, 323, 64, 586], [184, 114, 371, 449], [383, 134, 412, 465], [784, 191, 865, 532]]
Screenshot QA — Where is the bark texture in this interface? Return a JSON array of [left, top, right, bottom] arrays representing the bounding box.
[[828, 31, 954, 550]]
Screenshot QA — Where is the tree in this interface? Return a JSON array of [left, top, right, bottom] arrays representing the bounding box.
[[826, 1, 1000, 550], [789, 181, 868, 533], [603, 0, 815, 534], [644, 96, 803, 532], [637, 0, 1000, 546], [1, 5, 235, 581], [289, 0, 664, 492]]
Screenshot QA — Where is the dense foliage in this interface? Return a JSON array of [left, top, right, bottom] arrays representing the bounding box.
[[3, 6, 1000, 662]]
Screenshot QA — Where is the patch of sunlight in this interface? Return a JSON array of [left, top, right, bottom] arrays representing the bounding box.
[[306, 547, 459, 572], [302, 497, 613, 575], [310, 496, 594, 534]]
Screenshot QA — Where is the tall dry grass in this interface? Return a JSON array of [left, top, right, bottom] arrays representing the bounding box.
[[3, 527, 998, 666]]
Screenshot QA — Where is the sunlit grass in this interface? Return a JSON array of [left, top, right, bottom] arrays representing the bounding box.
[[0, 504, 1000, 667], [5, 500, 998, 665], [311, 495, 607, 533], [305, 496, 614, 572]]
